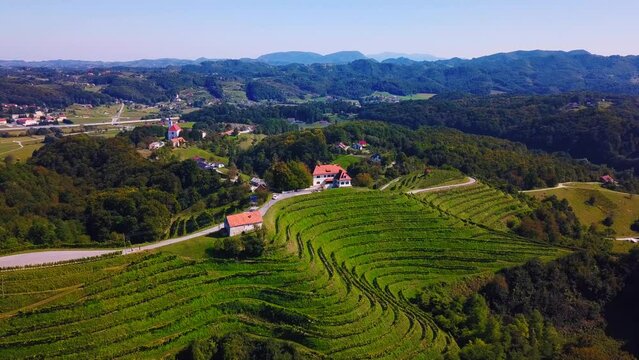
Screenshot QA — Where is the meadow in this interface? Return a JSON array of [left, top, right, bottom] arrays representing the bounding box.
[[526, 182, 639, 237], [0, 189, 563, 358]]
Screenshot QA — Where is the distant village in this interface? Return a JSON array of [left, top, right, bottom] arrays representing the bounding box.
[[0, 104, 69, 127]]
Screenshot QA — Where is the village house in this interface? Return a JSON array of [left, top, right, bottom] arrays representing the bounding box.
[[225, 211, 263, 236], [0, 118, 7, 125], [337, 142, 350, 151], [600, 175, 617, 185], [351, 143, 364, 151], [370, 153, 382, 163], [313, 164, 352, 188], [193, 156, 225, 170], [250, 177, 268, 192]]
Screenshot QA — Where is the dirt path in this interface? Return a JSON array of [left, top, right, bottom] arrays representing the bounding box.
[[0, 284, 83, 319], [406, 177, 477, 194]]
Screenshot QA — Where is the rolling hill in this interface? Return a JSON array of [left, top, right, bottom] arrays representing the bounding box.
[[0, 189, 564, 358]]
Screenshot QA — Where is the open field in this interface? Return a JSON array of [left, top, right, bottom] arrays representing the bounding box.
[[172, 146, 228, 163], [333, 154, 362, 169], [417, 182, 531, 231], [372, 91, 437, 101], [237, 133, 267, 150], [0, 189, 563, 358], [384, 170, 466, 192], [526, 182, 639, 237], [65, 104, 157, 124]]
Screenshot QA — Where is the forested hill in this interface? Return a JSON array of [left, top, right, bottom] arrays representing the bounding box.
[[3, 50, 639, 106], [359, 93, 639, 174]]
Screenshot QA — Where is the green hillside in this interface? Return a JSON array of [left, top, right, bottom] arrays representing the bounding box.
[[0, 190, 563, 359], [417, 183, 531, 231], [526, 182, 639, 237]]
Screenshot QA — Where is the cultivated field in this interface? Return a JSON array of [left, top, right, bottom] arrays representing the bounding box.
[[417, 183, 530, 231], [0, 190, 562, 358]]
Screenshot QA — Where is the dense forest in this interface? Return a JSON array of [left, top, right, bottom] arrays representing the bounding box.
[[0, 136, 250, 252], [236, 122, 609, 191], [359, 93, 639, 176]]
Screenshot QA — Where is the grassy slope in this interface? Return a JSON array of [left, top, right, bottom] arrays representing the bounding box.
[[384, 170, 466, 192], [0, 190, 564, 359], [527, 182, 639, 237], [333, 154, 362, 169]]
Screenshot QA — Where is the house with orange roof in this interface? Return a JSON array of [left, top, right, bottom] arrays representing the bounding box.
[[312, 164, 352, 188], [225, 211, 263, 236]]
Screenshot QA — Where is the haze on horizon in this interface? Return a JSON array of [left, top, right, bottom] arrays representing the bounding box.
[[3, 0, 638, 61]]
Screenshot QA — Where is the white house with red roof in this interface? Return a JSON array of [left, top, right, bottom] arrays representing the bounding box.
[[313, 164, 352, 188], [225, 211, 263, 236]]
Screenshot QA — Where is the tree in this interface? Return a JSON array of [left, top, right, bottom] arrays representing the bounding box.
[[602, 215, 614, 227], [631, 219, 639, 232], [264, 161, 311, 192], [3, 154, 16, 166], [353, 173, 373, 187]]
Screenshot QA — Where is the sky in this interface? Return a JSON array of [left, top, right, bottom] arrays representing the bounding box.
[[3, 0, 639, 61]]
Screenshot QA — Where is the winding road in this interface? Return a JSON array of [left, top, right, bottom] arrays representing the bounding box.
[[0, 189, 314, 269], [0, 177, 478, 269]]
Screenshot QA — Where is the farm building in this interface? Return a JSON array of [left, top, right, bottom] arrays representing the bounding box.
[[600, 175, 617, 184], [313, 164, 352, 188], [225, 211, 263, 236], [0, 118, 7, 125]]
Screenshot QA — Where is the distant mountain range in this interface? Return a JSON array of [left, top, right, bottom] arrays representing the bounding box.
[[367, 52, 443, 62], [0, 51, 444, 68]]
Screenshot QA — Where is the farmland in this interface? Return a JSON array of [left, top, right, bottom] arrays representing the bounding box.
[[525, 182, 639, 237], [417, 182, 531, 231], [0, 189, 563, 358]]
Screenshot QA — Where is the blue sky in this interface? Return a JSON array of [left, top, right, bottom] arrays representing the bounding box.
[[3, 0, 638, 61]]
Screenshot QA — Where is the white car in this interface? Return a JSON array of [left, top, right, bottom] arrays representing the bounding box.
[[272, 194, 279, 200]]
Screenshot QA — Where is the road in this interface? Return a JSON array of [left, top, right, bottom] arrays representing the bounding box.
[[0, 179, 479, 268], [0, 189, 314, 269], [111, 103, 125, 124], [520, 182, 602, 193], [0, 117, 175, 133], [406, 177, 477, 194]]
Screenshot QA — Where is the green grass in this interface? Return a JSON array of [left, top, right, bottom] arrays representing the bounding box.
[[237, 133, 267, 151], [0, 189, 564, 358], [526, 182, 639, 238], [160, 235, 220, 260], [333, 154, 362, 169], [384, 170, 466, 192], [172, 146, 228, 163], [371, 91, 436, 101], [417, 182, 531, 231]]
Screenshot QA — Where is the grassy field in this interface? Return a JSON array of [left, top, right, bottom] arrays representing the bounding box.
[[526, 182, 639, 237], [333, 154, 362, 169], [372, 91, 437, 101], [237, 133, 267, 150], [417, 182, 531, 231], [384, 170, 466, 192], [65, 104, 157, 124], [172, 146, 228, 163], [0, 189, 564, 358], [0, 136, 45, 163]]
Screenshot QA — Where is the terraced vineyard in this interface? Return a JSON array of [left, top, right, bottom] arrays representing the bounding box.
[[0, 190, 561, 359], [417, 183, 530, 231], [384, 170, 465, 192]]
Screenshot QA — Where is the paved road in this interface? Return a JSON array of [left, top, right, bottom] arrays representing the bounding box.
[[379, 177, 400, 191], [0, 189, 314, 269], [0, 117, 174, 133], [1, 179, 479, 268], [406, 177, 477, 194]]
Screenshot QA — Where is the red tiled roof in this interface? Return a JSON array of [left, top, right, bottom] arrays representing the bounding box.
[[358, 140, 367, 146], [226, 211, 263, 227], [169, 124, 182, 131], [313, 164, 346, 176], [337, 171, 352, 181], [601, 175, 615, 183]]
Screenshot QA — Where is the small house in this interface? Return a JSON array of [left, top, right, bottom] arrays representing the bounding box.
[[370, 153, 382, 163], [170, 137, 186, 147], [351, 143, 364, 151], [148, 141, 164, 150], [225, 211, 263, 236], [600, 175, 617, 184], [0, 118, 7, 125]]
